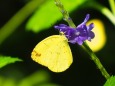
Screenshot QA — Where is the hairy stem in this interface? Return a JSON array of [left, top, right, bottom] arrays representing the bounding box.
[[54, 0, 76, 28], [82, 42, 110, 79]]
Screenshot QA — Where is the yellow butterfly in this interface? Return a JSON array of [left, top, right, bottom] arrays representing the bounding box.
[[31, 35, 73, 72]]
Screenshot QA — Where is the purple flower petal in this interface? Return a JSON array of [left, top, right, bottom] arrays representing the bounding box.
[[77, 14, 90, 28], [54, 14, 95, 45], [87, 23, 94, 31]]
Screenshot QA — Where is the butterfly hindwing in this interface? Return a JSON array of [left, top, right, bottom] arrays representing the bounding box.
[[31, 35, 73, 72]]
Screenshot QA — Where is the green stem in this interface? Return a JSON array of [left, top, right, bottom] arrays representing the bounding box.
[[100, 7, 115, 25], [108, 0, 115, 16], [54, 0, 111, 80], [82, 42, 110, 79], [54, 0, 76, 28], [87, 1, 115, 25], [0, 0, 45, 45]]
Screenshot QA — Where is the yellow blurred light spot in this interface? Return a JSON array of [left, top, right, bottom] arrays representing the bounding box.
[[86, 19, 106, 52]]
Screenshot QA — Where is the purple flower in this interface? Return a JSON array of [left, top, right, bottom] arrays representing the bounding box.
[[54, 14, 95, 45]]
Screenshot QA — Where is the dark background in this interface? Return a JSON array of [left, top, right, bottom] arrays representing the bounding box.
[[0, 0, 115, 86]]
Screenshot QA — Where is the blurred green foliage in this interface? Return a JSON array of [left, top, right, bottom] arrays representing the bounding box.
[[0, 70, 59, 86], [26, 0, 86, 33], [0, 56, 22, 68]]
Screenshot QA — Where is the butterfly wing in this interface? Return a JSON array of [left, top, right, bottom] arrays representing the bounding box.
[[31, 35, 73, 72]]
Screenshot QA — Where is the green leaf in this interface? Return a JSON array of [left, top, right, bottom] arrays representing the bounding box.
[[0, 56, 22, 68], [104, 76, 115, 86], [26, 0, 86, 33]]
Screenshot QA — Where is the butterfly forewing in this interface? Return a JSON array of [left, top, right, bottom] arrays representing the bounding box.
[[31, 35, 73, 72]]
